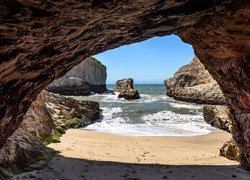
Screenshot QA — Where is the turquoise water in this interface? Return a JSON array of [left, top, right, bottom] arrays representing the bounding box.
[[75, 84, 216, 136]]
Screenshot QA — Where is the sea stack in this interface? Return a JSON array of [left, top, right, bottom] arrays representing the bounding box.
[[115, 78, 140, 100], [47, 57, 107, 95]]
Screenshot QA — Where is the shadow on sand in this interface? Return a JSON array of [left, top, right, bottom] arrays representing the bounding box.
[[11, 154, 250, 180]]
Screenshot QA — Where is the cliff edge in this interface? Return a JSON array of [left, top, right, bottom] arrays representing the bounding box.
[[47, 57, 107, 95]]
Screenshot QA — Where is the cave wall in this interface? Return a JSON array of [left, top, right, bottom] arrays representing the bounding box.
[[0, 0, 249, 169]]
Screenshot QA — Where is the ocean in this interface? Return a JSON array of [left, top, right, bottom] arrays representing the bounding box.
[[75, 84, 217, 136]]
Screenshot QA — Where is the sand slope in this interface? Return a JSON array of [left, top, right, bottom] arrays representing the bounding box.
[[12, 129, 250, 180]]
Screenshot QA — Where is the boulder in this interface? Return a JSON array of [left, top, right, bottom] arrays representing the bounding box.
[[220, 139, 240, 161], [165, 57, 225, 105], [115, 78, 140, 100], [47, 57, 107, 95], [203, 105, 232, 133]]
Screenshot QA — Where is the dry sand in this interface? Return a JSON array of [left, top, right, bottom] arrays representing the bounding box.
[[12, 129, 250, 180]]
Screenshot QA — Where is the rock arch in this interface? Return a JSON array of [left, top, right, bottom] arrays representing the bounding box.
[[0, 0, 249, 169]]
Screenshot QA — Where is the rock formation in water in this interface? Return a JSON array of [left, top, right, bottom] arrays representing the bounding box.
[[0, 91, 100, 178], [165, 57, 225, 105], [203, 105, 232, 133], [115, 78, 140, 100], [46, 57, 107, 95], [0, 0, 249, 170]]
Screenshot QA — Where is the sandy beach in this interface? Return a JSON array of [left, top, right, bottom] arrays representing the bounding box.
[[12, 129, 250, 180]]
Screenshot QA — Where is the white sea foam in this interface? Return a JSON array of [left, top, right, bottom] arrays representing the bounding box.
[[138, 94, 168, 103], [82, 85, 217, 136], [101, 94, 119, 102], [100, 93, 168, 103], [168, 102, 202, 109], [85, 108, 217, 136], [101, 107, 123, 119]]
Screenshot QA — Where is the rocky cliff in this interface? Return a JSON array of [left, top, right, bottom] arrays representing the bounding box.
[[0, 0, 249, 170], [0, 91, 100, 178], [47, 57, 107, 95], [165, 57, 225, 105]]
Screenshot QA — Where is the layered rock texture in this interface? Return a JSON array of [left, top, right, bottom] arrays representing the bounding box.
[[203, 105, 232, 133], [0, 91, 100, 178], [115, 78, 140, 100], [46, 57, 107, 95], [165, 57, 225, 105], [0, 0, 250, 169]]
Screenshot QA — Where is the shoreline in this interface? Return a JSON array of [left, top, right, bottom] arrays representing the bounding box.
[[12, 129, 250, 179], [81, 128, 221, 137]]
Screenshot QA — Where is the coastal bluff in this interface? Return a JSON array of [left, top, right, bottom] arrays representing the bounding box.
[[164, 57, 231, 131], [165, 57, 225, 105], [47, 57, 107, 95]]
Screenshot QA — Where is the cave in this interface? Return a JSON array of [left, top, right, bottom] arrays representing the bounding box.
[[0, 0, 250, 171]]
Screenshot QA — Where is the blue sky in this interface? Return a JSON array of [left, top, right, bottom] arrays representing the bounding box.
[[94, 35, 194, 84]]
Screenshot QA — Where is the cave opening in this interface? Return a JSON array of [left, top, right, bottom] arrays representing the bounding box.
[[95, 35, 194, 85], [72, 35, 220, 137], [30, 32, 241, 180], [1, 1, 250, 178], [34, 34, 241, 179]]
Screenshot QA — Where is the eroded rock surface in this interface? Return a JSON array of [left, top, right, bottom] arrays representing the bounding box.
[[0, 0, 249, 169], [220, 139, 240, 162], [165, 57, 225, 105], [0, 91, 100, 178], [115, 78, 140, 100], [118, 88, 140, 100], [203, 105, 232, 133], [22, 91, 100, 140], [0, 129, 52, 179], [47, 57, 107, 95]]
